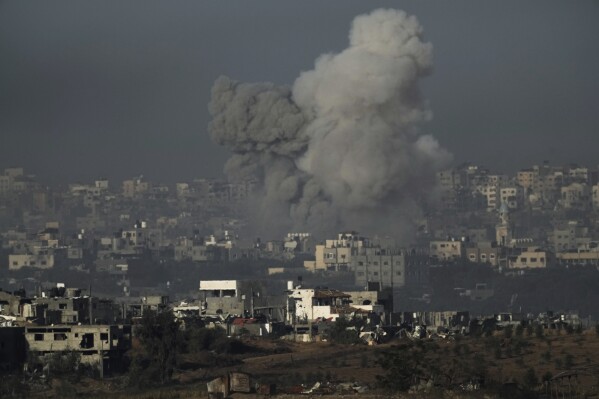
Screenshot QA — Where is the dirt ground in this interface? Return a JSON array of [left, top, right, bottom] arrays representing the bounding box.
[[26, 329, 599, 398]]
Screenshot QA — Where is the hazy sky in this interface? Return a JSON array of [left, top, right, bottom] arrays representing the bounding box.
[[1, 1, 598, 184]]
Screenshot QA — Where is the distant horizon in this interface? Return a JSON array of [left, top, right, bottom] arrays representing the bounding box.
[[2, 157, 598, 188]]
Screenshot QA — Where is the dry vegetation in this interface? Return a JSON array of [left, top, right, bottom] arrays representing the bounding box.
[[19, 327, 599, 398]]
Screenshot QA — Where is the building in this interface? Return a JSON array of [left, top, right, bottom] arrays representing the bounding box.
[[429, 240, 464, 262], [25, 324, 131, 375], [8, 253, 55, 270], [352, 249, 405, 289], [465, 242, 502, 266], [199, 280, 246, 316], [495, 202, 512, 247], [287, 288, 352, 323], [304, 231, 368, 272], [560, 183, 591, 210], [509, 247, 550, 269]]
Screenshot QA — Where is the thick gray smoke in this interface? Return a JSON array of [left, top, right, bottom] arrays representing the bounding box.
[[209, 9, 452, 240]]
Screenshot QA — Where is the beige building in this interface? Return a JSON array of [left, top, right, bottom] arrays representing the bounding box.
[[466, 242, 501, 266], [499, 186, 523, 210], [9, 253, 54, 270], [560, 183, 591, 210], [429, 240, 464, 262], [304, 232, 367, 272], [509, 247, 549, 268]]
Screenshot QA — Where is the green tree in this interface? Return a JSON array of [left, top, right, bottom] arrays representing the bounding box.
[[325, 317, 361, 344], [377, 342, 426, 391], [133, 310, 180, 386]]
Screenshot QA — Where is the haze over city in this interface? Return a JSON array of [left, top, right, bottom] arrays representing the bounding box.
[[1, 1, 598, 184], [2, 2, 599, 398]]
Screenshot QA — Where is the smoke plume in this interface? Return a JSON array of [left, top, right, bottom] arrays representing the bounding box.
[[209, 9, 451, 240]]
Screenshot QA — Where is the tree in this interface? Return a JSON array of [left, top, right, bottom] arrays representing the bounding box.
[[515, 324, 524, 337], [377, 342, 426, 391], [523, 367, 538, 391], [133, 310, 180, 386], [325, 317, 361, 345], [503, 325, 514, 339]]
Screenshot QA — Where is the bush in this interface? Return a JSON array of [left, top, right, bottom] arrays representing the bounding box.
[[0, 374, 30, 398], [132, 310, 179, 386], [503, 325, 514, 339], [564, 354, 574, 369], [541, 350, 551, 363], [534, 323, 544, 339], [184, 327, 226, 353], [324, 318, 361, 345], [523, 367, 538, 390], [515, 324, 524, 337]]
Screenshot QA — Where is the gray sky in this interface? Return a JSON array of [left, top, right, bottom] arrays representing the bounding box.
[[1, 1, 598, 184]]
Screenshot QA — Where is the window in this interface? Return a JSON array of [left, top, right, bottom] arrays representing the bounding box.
[[59, 304, 67, 310], [357, 272, 364, 276], [358, 262, 364, 266], [396, 271, 402, 275], [540, 258, 545, 262], [373, 262, 379, 266], [383, 261, 388, 265], [34, 334, 44, 341], [100, 333, 109, 341], [530, 258, 537, 262], [54, 333, 67, 341], [373, 272, 379, 276], [521, 258, 527, 263]]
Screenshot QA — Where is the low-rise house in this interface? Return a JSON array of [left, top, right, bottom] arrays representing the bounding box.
[[430, 240, 465, 262], [509, 247, 550, 269]]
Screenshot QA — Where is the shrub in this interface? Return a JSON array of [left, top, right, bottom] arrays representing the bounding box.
[[515, 324, 524, 337], [523, 367, 538, 390]]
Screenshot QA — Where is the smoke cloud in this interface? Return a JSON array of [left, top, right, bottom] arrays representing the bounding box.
[[208, 9, 452, 240]]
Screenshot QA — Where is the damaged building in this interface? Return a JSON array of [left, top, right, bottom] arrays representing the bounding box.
[[24, 324, 131, 375]]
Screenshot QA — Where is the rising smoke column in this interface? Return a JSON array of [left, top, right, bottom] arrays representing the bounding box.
[[209, 9, 452, 239]]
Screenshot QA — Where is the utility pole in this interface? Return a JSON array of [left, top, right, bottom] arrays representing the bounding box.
[[88, 283, 93, 325]]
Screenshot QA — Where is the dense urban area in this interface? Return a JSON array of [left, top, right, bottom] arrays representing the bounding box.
[[1, 161, 599, 398]]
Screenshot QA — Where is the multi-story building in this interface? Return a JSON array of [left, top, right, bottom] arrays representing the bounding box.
[[560, 183, 591, 210], [304, 231, 367, 272], [352, 248, 404, 289]]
